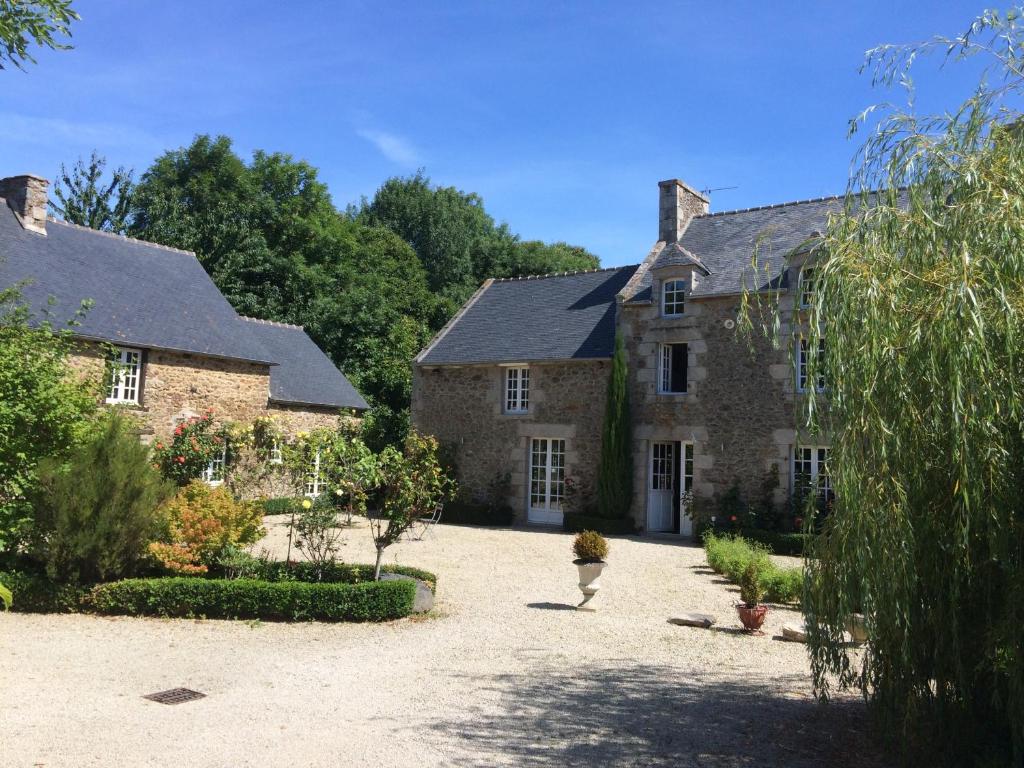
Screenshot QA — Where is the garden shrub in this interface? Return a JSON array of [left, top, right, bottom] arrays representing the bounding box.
[[152, 412, 223, 485], [441, 500, 514, 527], [86, 576, 416, 622], [252, 560, 437, 592], [563, 513, 636, 536], [150, 481, 264, 574], [738, 528, 810, 557], [32, 411, 172, 583], [0, 570, 87, 613], [704, 533, 803, 604], [260, 497, 301, 516], [572, 530, 609, 562]]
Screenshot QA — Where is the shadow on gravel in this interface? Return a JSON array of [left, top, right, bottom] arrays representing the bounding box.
[[429, 662, 892, 768], [526, 602, 577, 611]]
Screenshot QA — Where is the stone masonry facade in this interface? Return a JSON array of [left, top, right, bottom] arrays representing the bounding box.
[[69, 342, 341, 442], [412, 360, 608, 519]]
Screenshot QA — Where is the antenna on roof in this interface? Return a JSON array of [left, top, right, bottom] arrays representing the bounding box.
[[700, 185, 738, 197]]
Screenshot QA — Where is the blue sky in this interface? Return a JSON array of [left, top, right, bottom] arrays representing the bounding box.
[[0, 1, 991, 266]]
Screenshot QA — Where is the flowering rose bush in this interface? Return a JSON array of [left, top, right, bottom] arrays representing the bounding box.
[[153, 412, 223, 486], [149, 480, 264, 574]]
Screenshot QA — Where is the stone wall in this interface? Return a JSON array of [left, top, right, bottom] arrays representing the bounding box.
[[69, 342, 342, 441], [620, 292, 800, 529], [412, 360, 609, 522]]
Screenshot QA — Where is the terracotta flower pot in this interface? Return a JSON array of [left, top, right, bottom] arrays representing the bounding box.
[[574, 560, 607, 611], [736, 603, 769, 633]]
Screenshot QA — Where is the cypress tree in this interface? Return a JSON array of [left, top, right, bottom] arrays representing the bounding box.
[[597, 333, 632, 519]]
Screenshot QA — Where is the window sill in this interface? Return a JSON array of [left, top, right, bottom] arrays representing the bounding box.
[[105, 401, 149, 412], [655, 391, 688, 397], [501, 411, 531, 418]]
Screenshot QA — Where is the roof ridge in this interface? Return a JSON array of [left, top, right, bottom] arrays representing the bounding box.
[[46, 216, 199, 257], [491, 265, 634, 283], [697, 193, 845, 219], [239, 315, 304, 331]]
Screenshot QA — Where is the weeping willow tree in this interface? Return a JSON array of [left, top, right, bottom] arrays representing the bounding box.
[[742, 10, 1024, 765]]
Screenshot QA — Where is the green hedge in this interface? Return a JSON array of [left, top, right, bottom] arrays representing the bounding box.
[[703, 533, 803, 604], [253, 561, 437, 592], [441, 501, 515, 527], [86, 577, 416, 621], [260, 497, 302, 516], [563, 513, 637, 536], [736, 528, 810, 557], [0, 570, 88, 613]]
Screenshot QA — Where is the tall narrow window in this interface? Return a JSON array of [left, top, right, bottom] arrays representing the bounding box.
[[794, 446, 831, 500], [504, 366, 530, 413], [799, 266, 816, 308], [658, 343, 688, 394], [305, 450, 323, 498], [107, 346, 142, 404], [203, 443, 227, 486], [269, 440, 283, 465], [797, 337, 826, 392], [662, 279, 687, 316]]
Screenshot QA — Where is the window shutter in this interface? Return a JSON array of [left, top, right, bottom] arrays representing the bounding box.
[[137, 349, 149, 406]]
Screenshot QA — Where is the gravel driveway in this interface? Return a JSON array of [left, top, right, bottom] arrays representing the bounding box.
[[1, 519, 890, 767]]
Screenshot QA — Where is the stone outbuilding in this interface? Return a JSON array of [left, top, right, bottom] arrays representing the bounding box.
[[0, 173, 368, 452], [413, 177, 834, 534]]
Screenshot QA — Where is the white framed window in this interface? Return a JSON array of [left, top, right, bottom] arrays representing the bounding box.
[[794, 445, 831, 500], [106, 346, 142, 404], [797, 337, 826, 392], [662, 279, 687, 316], [799, 266, 816, 308], [658, 342, 688, 394], [202, 444, 227, 487], [529, 437, 565, 518], [305, 450, 324, 498], [269, 440, 283, 465], [504, 366, 530, 414]]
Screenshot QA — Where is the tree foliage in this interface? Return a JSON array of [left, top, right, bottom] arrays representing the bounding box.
[[596, 334, 632, 519], [743, 10, 1024, 764], [0, 0, 78, 70], [49, 151, 134, 233], [0, 284, 97, 552]]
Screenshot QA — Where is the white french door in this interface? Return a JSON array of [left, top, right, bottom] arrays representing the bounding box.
[[528, 438, 565, 525], [648, 441, 695, 534]]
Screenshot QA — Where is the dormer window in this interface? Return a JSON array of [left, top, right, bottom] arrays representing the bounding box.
[[106, 346, 142, 405], [504, 366, 530, 414], [799, 266, 816, 308], [662, 279, 687, 317]]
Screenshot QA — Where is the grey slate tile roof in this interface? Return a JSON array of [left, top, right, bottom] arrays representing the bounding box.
[[241, 318, 369, 411], [417, 266, 638, 365], [0, 201, 367, 411], [651, 242, 710, 274], [626, 194, 843, 302]]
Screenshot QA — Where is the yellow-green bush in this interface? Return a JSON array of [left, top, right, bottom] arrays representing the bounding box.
[[704, 532, 802, 604]]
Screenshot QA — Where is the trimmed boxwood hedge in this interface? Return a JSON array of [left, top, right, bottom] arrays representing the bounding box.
[[86, 577, 416, 621], [0, 570, 87, 613], [440, 501, 515, 527], [736, 528, 810, 557], [260, 497, 302, 516], [254, 562, 437, 592], [563, 513, 637, 536]]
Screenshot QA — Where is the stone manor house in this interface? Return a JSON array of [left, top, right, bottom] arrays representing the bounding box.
[[0, 173, 368, 488], [413, 178, 832, 534]]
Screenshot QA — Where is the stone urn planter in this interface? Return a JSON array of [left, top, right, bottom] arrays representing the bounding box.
[[736, 603, 769, 633], [572, 530, 609, 612], [846, 612, 869, 644], [575, 560, 607, 611]]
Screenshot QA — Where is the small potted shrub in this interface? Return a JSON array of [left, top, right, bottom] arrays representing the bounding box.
[[736, 560, 769, 633], [572, 530, 609, 611]]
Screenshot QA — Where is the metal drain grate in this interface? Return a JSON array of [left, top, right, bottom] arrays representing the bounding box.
[[143, 687, 206, 705]]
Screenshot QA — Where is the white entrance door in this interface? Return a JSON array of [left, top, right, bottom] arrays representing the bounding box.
[[648, 442, 675, 532], [679, 442, 694, 536], [528, 438, 565, 525]]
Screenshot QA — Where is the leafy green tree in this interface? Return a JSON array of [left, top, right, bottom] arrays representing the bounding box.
[[32, 410, 172, 583], [371, 430, 454, 579], [0, 284, 96, 552], [741, 11, 1024, 764], [50, 151, 134, 233], [0, 0, 78, 70], [596, 334, 632, 519], [509, 240, 600, 277]]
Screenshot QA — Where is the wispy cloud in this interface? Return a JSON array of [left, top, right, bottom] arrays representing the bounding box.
[[356, 128, 421, 166], [0, 112, 165, 154]]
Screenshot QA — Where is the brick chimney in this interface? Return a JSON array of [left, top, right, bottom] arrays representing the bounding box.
[[658, 178, 708, 243], [0, 174, 48, 236]]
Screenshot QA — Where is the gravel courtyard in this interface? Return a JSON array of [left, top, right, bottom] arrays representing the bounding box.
[[1, 520, 890, 767]]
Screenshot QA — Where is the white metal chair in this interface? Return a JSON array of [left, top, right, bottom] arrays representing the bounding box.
[[409, 503, 443, 541]]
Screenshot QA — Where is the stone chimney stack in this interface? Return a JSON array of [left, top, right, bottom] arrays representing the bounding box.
[[0, 174, 49, 236], [658, 178, 708, 243]]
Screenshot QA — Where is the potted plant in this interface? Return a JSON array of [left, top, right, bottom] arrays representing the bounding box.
[[572, 530, 608, 611], [736, 560, 769, 633]]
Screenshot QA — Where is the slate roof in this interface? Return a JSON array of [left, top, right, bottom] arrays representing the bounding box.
[[651, 242, 710, 275], [0, 201, 367, 410], [625, 194, 843, 302], [417, 266, 638, 365], [241, 318, 369, 411]]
